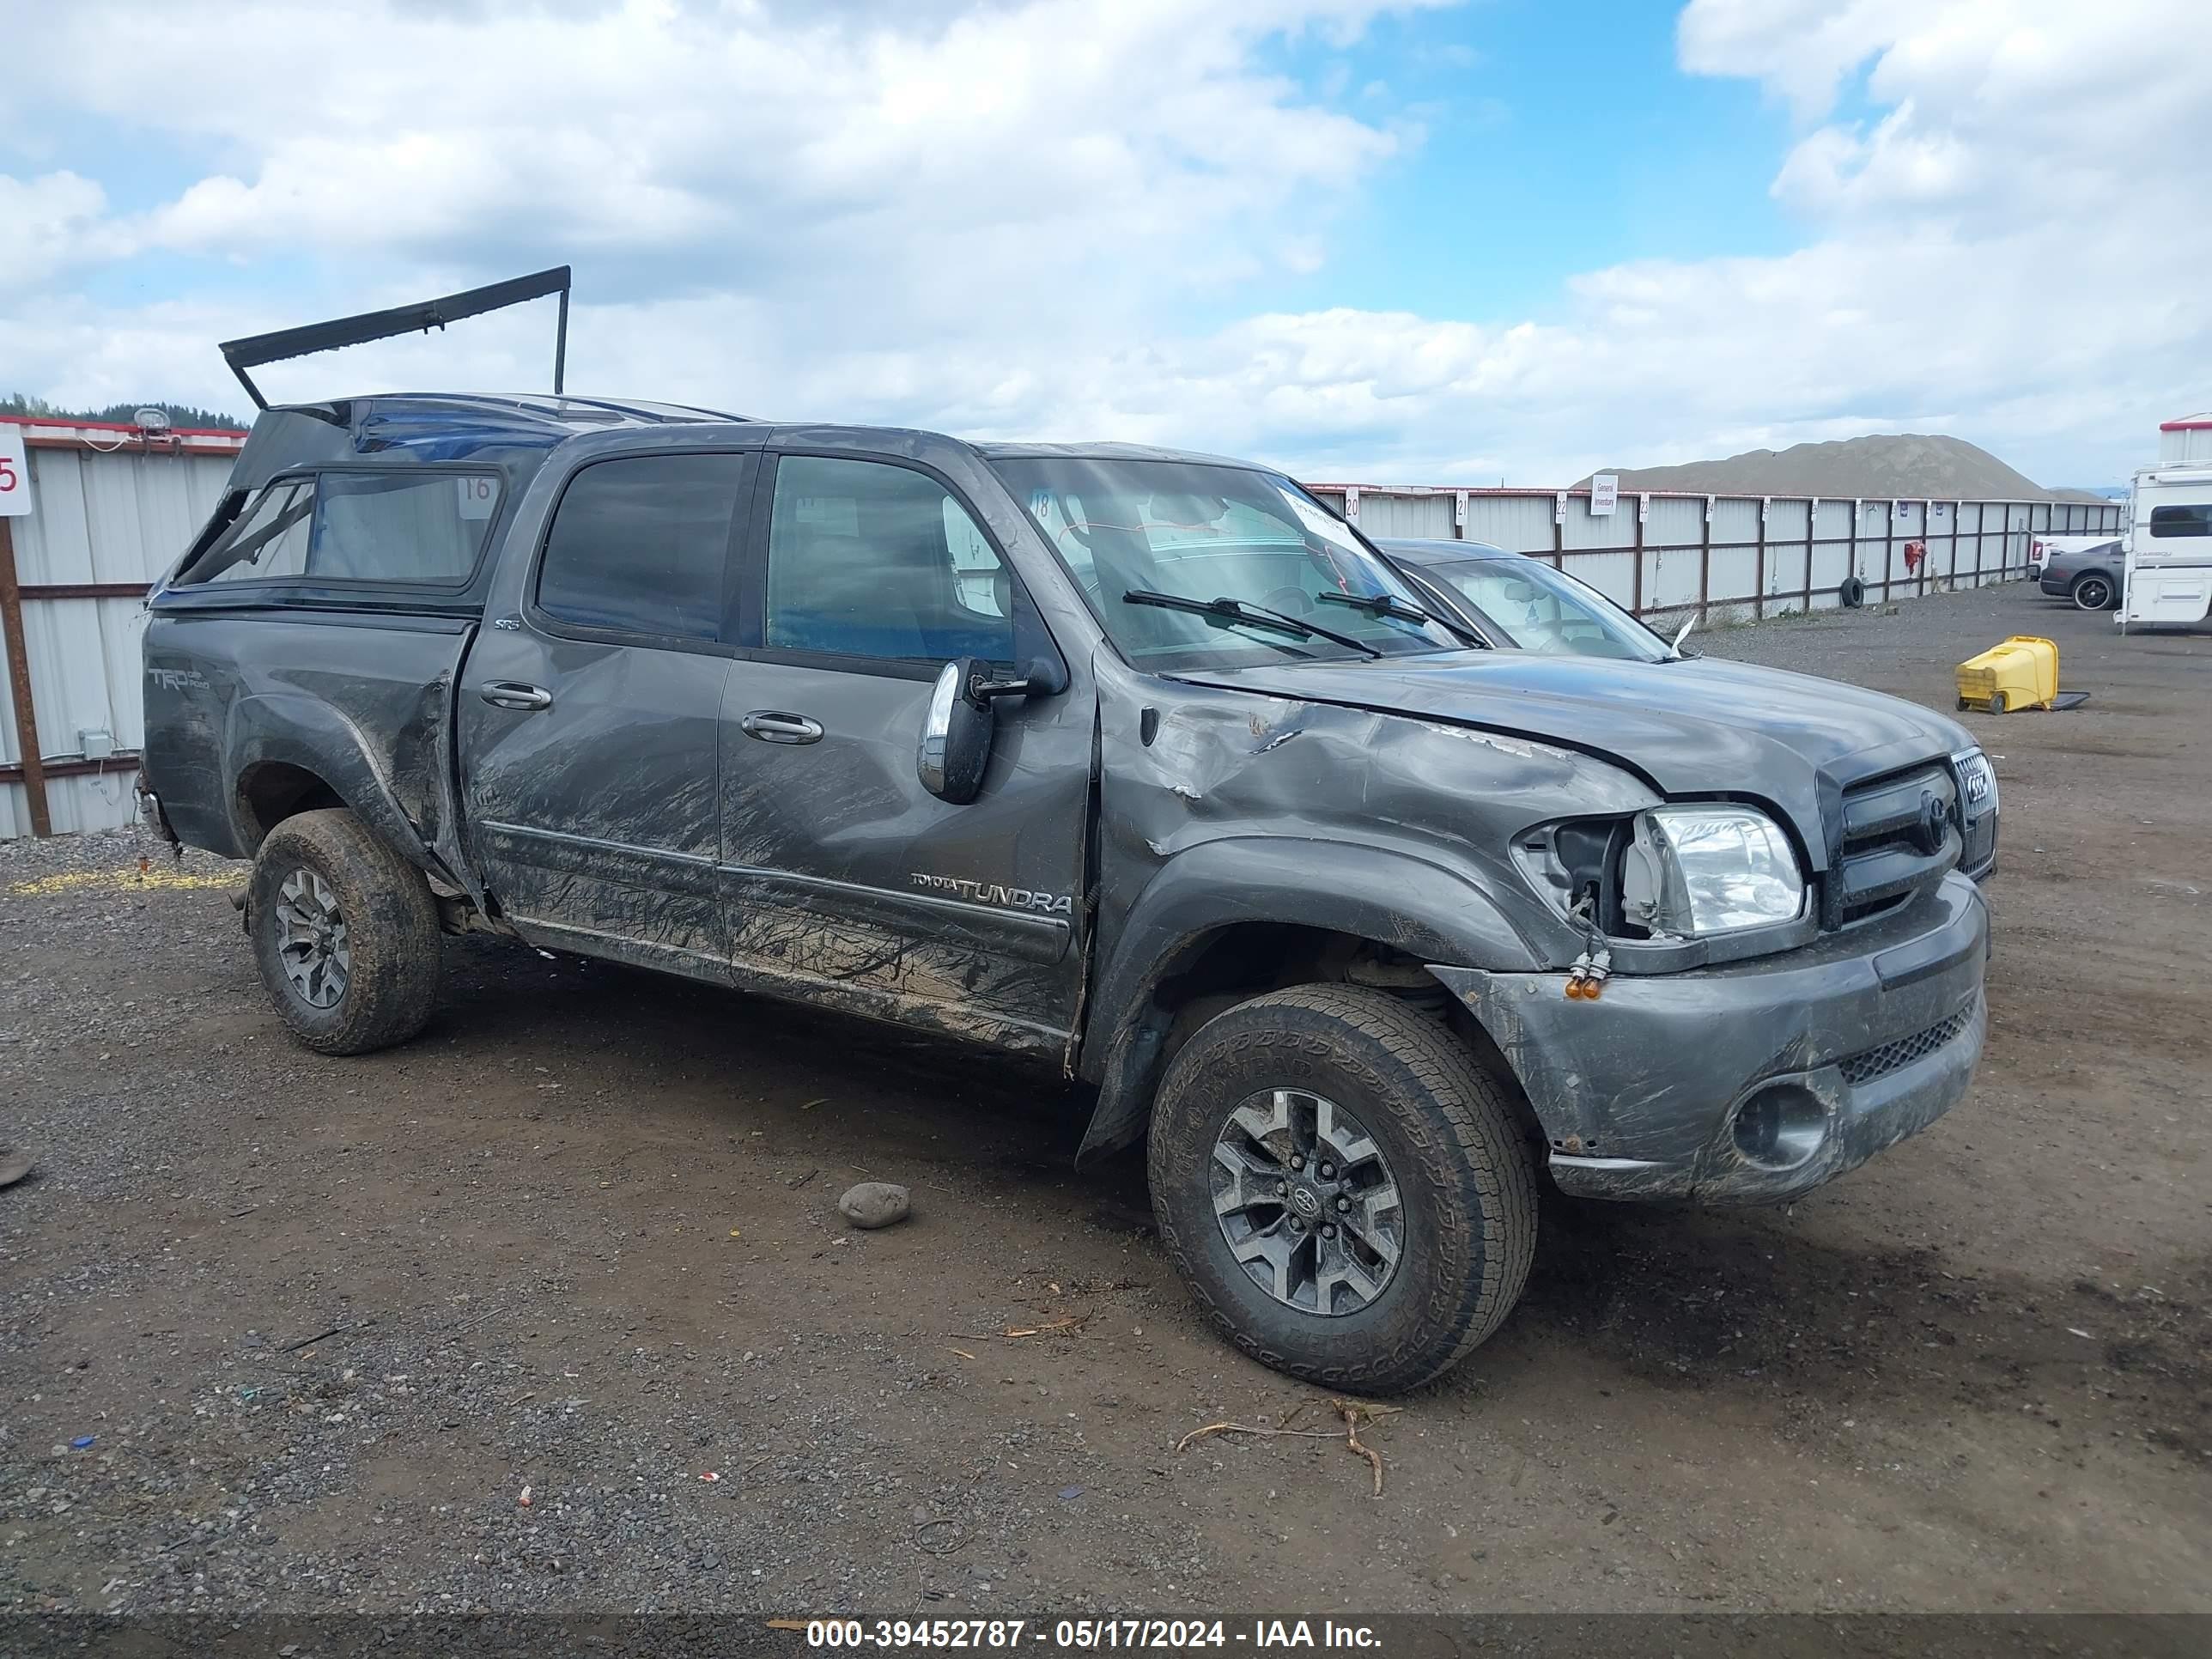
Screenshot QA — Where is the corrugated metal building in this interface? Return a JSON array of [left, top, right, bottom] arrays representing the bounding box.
[[1, 416, 243, 838]]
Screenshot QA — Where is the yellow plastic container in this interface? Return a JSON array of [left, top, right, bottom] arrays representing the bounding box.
[[1955, 635, 2057, 714]]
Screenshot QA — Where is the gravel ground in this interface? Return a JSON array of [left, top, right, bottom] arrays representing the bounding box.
[[0, 580, 2205, 1619]]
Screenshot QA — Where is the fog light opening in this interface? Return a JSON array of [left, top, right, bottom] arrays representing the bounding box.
[[1730, 1084, 1829, 1171]]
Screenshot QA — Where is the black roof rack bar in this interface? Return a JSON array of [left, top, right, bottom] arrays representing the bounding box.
[[218, 265, 573, 410]]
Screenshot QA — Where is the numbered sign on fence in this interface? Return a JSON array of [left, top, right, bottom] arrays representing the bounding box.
[[0, 424, 32, 517]]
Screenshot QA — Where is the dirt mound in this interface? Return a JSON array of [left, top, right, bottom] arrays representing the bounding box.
[[1582, 433, 2100, 502]]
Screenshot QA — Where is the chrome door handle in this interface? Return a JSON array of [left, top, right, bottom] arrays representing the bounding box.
[[740, 710, 824, 744], [479, 681, 554, 712]]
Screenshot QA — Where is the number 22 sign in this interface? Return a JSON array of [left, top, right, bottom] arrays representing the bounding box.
[[0, 423, 32, 517]]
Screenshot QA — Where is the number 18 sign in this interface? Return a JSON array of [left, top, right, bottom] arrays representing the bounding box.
[[0, 423, 32, 517]]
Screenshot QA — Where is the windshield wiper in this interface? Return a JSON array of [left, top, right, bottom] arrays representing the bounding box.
[[1315, 588, 1486, 647], [1122, 589, 1381, 658]]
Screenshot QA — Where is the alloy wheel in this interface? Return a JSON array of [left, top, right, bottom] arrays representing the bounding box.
[[273, 867, 351, 1009], [1209, 1088, 1405, 1316]]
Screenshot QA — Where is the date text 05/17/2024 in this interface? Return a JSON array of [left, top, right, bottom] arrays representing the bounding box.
[[802, 1620, 1382, 1650]]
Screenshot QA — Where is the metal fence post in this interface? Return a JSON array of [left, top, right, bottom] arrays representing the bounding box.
[[1753, 499, 1767, 621], [1847, 499, 1858, 599], [1802, 498, 1815, 612], [1699, 497, 1713, 620], [1914, 501, 1926, 598], [0, 517, 52, 838], [1632, 495, 1645, 617]]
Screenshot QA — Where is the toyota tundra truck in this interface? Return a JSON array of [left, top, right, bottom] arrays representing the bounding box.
[[139, 392, 1997, 1393]]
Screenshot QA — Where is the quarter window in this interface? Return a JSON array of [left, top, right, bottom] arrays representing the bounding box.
[[2148, 504, 2212, 538], [765, 456, 1015, 663], [538, 454, 747, 641]]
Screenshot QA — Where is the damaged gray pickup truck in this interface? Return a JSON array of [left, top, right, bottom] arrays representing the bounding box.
[[141, 393, 1998, 1393]]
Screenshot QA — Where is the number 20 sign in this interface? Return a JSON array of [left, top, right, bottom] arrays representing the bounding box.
[[0, 423, 32, 517]]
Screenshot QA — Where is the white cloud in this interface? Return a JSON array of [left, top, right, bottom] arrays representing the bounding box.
[[11, 0, 1413, 320], [3, 0, 2206, 489], [0, 171, 129, 285]]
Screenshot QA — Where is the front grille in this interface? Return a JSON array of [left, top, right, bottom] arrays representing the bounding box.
[[1954, 749, 2000, 878], [1832, 763, 1961, 925], [1960, 802, 1998, 876], [1838, 1000, 1978, 1085]]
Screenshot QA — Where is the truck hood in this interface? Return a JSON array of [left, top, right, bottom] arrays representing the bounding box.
[[1174, 652, 1975, 867]]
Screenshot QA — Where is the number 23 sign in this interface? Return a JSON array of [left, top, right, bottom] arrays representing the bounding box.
[[0, 424, 32, 517]]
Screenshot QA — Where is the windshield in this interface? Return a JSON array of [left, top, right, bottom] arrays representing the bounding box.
[[990, 457, 1464, 668], [1415, 557, 1671, 662]]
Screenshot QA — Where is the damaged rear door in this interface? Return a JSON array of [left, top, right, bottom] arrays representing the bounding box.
[[459, 452, 754, 971], [716, 449, 1092, 1054]]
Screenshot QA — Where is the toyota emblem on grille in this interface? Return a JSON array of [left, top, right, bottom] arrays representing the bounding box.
[[1913, 791, 1949, 855]]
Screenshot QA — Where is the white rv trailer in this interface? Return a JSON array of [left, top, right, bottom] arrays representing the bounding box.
[[2118, 415, 2212, 630]]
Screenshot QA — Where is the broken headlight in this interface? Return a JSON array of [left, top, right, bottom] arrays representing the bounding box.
[[1620, 805, 1804, 938]]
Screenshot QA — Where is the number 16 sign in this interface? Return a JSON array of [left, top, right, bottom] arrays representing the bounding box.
[[0, 423, 32, 517]]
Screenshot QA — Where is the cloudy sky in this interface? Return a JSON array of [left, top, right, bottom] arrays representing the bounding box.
[[3, 0, 2203, 486]]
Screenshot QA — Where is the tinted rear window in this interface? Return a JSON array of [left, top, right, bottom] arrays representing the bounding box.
[[536, 454, 747, 641]]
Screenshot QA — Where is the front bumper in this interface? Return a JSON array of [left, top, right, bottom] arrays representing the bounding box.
[[1431, 873, 1988, 1204]]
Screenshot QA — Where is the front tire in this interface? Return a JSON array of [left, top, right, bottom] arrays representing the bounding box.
[[248, 808, 442, 1055], [1147, 984, 1538, 1394]]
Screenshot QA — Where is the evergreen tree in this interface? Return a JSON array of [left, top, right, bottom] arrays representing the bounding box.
[[1, 392, 247, 430]]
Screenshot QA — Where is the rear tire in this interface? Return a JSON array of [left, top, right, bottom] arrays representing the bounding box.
[[2071, 573, 2114, 611], [248, 808, 442, 1055], [1146, 983, 1538, 1395], [1989, 690, 2008, 715]]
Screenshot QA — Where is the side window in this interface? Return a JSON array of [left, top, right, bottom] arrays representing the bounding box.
[[2149, 504, 2212, 538], [537, 454, 747, 641], [310, 472, 500, 582], [185, 479, 314, 584], [765, 456, 1015, 664]]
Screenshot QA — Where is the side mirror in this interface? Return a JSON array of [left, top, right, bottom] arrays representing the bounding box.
[[919, 657, 1066, 805]]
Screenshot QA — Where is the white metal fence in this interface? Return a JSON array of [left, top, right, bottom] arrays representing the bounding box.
[[1306, 483, 2124, 621], [1, 418, 242, 838]]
